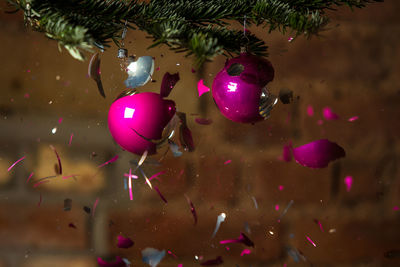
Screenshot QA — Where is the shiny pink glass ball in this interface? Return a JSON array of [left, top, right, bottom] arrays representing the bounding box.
[[108, 92, 176, 155], [212, 53, 274, 123]]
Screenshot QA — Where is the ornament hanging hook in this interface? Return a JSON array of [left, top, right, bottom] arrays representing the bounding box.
[[118, 20, 129, 59]]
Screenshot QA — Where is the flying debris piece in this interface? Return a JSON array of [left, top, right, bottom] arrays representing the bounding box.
[[344, 175, 353, 192], [8, 156, 26, 172], [68, 223, 77, 229], [26, 172, 34, 183], [212, 213, 226, 238], [306, 236, 317, 247], [154, 186, 168, 203], [286, 246, 306, 263], [92, 197, 99, 217], [279, 143, 292, 162], [322, 106, 339, 120], [125, 56, 155, 88], [200, 256, 223, 266], [68, 133, 74, 146], [251, 196, 258, 209], [142, 248, 166, 267], [97, 256, 127, 267], [197, 79, 210, 97], [83, 206, 91, 214], [160, 72, 180, 98], [37, 193, 42, 207], [240, 249, 251, 256], [117, 235, 134, 249], [138, 150, 148, 167], [348, 116, 359, 122], [64, 198, 72, 211], [313, 219, 324, 232], [176, 112, 195, 152], [184, 194, 198, 225], [279, 200, 294, 221], [195, 118, 213, 125], [219, 233, 254, 247], [384, 250, 400, 259], [88, 53, 105, 98], [278, 88, 294, 104], [50, 145, 62, 175], [168, 140, 183, 157], [167, 250, 178, 258], [292, 139, 345, 168], [307, 105, 314, 117], [98, 155, 119, 168]]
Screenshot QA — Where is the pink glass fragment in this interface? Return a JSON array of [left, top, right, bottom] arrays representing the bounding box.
[[393, 206, 399, 211], [195, 118, 213, 125], [344, 176, 353, 192], [224, 160, 231, 165], [62, 174, 79, 179], [197, 79, 210, 97], [313, 219, 324, 232], [240, 249, 251, 256], [278, 185, 284, 191], [323, 107, 339, 120], [26, 172, 34, 183], [68, 133, 74, 146], [200, 256, 223, 266], [160, 72, 180, 98], [50, 145, 62, 175], [8, 156, 26, 172], [92, 197, 99, 217], [306, 236, 317, 247], [306, 105, 314, 117], [33, 180, 50, 188], [348, 116, 359, 122], [167, 250, 177, 258], [275, 205, 279, 211], [178, 264, 183, 267], [279, 144, 292, 162], [292, 139, 345, 168], [97, 256, 126, 267], [117, 235, 134, 248], [154, 186, 167, 203], [184, 194, 197, 225], [37, 193, 42, 207], [149, 170, 166, 181], [98, 155, 119, 168], [58, 117, 63, 124], [220, 233, 254, 247], [180, 124, 195, 151]]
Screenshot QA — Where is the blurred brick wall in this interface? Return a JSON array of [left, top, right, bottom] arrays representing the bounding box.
[[0, 1, 399, 266]]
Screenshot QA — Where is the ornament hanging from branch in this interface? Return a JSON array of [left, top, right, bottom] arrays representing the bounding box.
[[212, 52, 277, 123]]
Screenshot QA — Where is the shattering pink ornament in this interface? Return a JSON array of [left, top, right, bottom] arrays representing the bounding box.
[[108, 92, 176, 155], [212, 53, 276, 123]]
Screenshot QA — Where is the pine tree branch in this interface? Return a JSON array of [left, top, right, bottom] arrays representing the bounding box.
[[6, 0, 383, 64]]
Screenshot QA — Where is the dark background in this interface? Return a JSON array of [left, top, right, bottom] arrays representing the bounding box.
[[0, 1, 399, 266]]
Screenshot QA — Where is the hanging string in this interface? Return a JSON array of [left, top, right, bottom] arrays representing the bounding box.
[[241, 15, 250, 53]]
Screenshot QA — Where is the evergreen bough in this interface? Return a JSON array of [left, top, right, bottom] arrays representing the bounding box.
[[6, 0, 383, 65]]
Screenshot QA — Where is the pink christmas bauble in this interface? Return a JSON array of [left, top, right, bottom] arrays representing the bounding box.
[[212, 53, 274, 123], [108, 92, 176, 155]]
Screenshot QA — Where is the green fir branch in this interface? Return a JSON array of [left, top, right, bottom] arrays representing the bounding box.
[[6, 0, 383, 63]]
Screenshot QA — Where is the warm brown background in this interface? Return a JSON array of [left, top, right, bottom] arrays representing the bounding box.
[[0, 1, 399, 266]]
